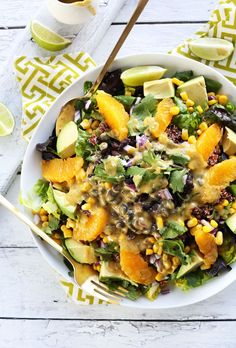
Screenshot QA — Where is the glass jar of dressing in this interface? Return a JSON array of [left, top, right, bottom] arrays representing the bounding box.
[[47, 0, 99, 25]]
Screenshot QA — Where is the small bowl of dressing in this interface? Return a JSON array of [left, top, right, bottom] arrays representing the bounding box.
[[47, 0, 99, 25]]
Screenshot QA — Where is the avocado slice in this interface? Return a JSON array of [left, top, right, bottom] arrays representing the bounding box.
[[56, 102, 75, 136], [65, 238, 97, 264], [143, 78, 175, 99], [223, 127, 236, 156], [56, 121, 78, 159], [177, 76, 208, 109], [145, 283, 160, 301], [53, 189, 77, 219], [176, 250, 204, 279], [226, 213, 236, 234], [99, 261, 137, 286]]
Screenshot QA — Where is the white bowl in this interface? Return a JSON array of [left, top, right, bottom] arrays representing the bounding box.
[[47, 0, 98, 25], [21, 53, 236, 308]]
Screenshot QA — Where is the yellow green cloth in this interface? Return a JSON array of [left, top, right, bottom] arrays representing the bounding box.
[[14, 0, 236, 305]]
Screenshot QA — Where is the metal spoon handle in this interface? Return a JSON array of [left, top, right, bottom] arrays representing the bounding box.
[[90, 0, 149, 94]]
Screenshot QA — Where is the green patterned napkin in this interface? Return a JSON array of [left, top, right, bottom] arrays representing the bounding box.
[[14, 0, 236, 305], [171, 0, 236, 84], [14, 52, 95, 141]]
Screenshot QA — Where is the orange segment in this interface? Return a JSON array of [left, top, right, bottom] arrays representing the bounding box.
[[151, 98, 175, 138], [206, 157, 236, 186], [195, 229, 218, 268], [96, 91, 129, 141], [73, 207, 109, 242], [42, 157, 84, 183], [120, 236, 156, 285], [196, 123, 222, 161]]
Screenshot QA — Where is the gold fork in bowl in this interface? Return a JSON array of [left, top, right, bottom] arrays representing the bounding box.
[[0, 193, 127, 304], [56, 0, 149, 128]]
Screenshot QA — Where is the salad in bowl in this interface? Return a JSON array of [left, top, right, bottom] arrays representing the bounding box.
[[21, 54, 236, 305]]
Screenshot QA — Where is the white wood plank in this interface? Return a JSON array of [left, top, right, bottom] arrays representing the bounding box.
[[0, 0, 217, 27], [0, 319, 235, 348], [0, 247, 236, 320]]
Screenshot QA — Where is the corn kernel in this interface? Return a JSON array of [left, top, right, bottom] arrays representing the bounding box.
[[186, 99, 195, 107], [190, 224, 202, 236], [208, 99, 218, 106], [91, 120, 100, 129], [155, 273, 165, 282], [80, 119, 92, 130], [93, 264, 101, 272], [229, 208, 236, 214], [172, 256, 180, 266], [81, 182, 92, 192], [218, 95, 228, 106], [39, 208, 47, 216], [201, 263, 211, 270], [187, 217, 198, 228], [208, 92, 215, 97], [148, 237, 156, 244], [215, 231, 223, 246], [87, 128, 93, 134], [163, 260, 171, 270], [197, 129, 202, 135], [170, 106, 180, 116], [180, 91, 188, 101], [81, 203, 91, 211], [232, 202, 236, 210], [153, 244, 159, 254], [162, 253, 169, 261], [188, 106, 194, 113], [188, 135, 196, 144], [61, 225, 73, 238], [156, 216, 164, 230], [199, 122, 208, 132], [41, 215, 48, 222], [196, 105, 203, 114], [203, 225, 212, 233], [66, 218, 76, 229], [42, 222, 48, 228], [146, 248, 154, 256], [103, 237, 109, 243], [104, 182, 112, 189], [215, 204, 224, 212], [222, 199, 229, 207], [181, 128, 189, 141], [172, 77, 184, 86], [87, 197, 96, 205], [210, 220, 218, 228]]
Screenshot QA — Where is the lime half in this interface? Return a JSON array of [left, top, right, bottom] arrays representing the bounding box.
[[121, 66, 167, 87], [189, 38, 234, 61], [30, 20, 71, 52], [0, 103, 15, 137]]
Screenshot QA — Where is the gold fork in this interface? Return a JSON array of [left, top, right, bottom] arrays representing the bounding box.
[[0, 193, 126, 304], [59, 0, 149, 112]]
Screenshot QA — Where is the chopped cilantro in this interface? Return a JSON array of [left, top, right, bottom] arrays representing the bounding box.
[[160, 220, 187, 239], [162, 239, 189, 265], [169, 169, 188, 193]]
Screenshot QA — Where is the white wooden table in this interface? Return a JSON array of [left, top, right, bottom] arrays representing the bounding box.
[[1, 1, 236, 347]]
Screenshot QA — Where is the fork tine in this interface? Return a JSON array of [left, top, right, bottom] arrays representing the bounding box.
[[91, 280, 122, 300], [93, 288, 120, 305]]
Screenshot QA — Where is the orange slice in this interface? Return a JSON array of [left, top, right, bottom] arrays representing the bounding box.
[[96, 91, 129, 141], [196, 123, 222, 161], [42, 157, 84, 183], [195, 229, 218, 268], [120, 236, 156, 285]]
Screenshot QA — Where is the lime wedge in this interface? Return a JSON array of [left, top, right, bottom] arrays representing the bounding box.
[[189, 38, 234, 61], [0, 103, 15, 137], [30, 20, 71, 52], [121, 66, 167, 87]]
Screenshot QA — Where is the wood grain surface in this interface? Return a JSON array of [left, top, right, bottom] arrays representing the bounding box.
[[0, 1, 235, 347]]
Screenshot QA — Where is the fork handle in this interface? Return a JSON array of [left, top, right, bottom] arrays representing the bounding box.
[[0, 194, 63, 254]]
